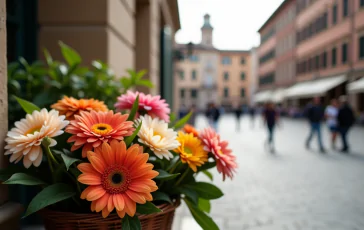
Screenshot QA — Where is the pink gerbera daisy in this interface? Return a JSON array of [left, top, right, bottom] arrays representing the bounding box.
[[114, 91, 170, 122], [199, 127, 237, 181], [65, 110, 135, 157]]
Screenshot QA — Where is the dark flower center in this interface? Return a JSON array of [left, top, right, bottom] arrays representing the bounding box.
[[112, 173, 123, 184]]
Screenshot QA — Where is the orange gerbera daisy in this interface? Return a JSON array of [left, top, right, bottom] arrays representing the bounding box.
[[78, 141, 159, 218], [183, 124, 199, 137], [66, 111, 135, 157], [51, 96, 108, 120]]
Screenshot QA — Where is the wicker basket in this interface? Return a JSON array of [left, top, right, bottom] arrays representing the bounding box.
[[39, 200, 180, 230]]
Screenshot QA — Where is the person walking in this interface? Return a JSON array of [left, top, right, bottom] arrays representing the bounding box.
[[305, 97, 326, 153], [234, 104, 242, 132], [188, 104, 197, 126], [206, 103, 220, 131], [263, 102, 278, 153], [337, 96, 356, 153], [325, 99, 339, 149], [249, 105, 256, 128]]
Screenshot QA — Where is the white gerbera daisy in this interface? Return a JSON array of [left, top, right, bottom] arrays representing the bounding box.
[[5, 109, 69, 168], [136, 115, 180, 160]]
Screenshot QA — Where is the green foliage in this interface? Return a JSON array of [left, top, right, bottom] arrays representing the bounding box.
[[24, 183, 75, 217], [136, 201, 161, 214], [151, 191, 172, 204], [184, 182, 223, 200], [201, 170, 213, 181], [124, 121, 142, 147], [121, 215, 141, 230], [14, 96, 40, 114], [184, 198, 219, 230], [154, 169, 180, 181], [127, 95, 140, 121], [173, 111, 192, 129], [198, 198, 211, 213], [7, 42, 153, 126], [3, 173, 46, 186]]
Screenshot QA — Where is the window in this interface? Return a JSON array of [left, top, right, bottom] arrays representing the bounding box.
[[223, 72, 229, 81], [223, 88, 229, 98], [180, 89, 185, 98], [343, 0, 348, 17], [240, 57, 246, 64], [222, 56, 231, 65], [315, 55, 320, 70], [189, 55, 199, 62], [259, 72, 275, 86], [361, 0, 364, 7], [342, 43, 348, 63], [360, 36, 364, 59], [191, 89, 198, 98], [179, 70, 184, 80], [322, 52, 327, 68], [191, 70, 197, 80], [332, 47, 337, 66], [240, 88, 245, 98], [240, 72, 245, 80], [332, 5, 337, 24]]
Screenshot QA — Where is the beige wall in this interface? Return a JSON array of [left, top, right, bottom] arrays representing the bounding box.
[[218, 52, 251, 106]]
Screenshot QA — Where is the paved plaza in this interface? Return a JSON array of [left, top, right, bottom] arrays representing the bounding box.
[[173, 114, 364, 230]]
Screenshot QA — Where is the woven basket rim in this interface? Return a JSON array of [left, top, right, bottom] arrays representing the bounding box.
[[39, 199, 180, 223]]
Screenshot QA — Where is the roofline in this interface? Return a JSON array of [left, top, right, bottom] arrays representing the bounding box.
[[257, 0, 293, 33], [219, 49, 250, 53]]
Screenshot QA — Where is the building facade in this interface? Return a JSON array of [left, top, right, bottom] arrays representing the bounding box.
[[256, 0, 364, 113], [174, 14, 251, 112]]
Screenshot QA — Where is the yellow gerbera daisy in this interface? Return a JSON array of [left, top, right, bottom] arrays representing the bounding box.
[[175, 132, 208, 172]]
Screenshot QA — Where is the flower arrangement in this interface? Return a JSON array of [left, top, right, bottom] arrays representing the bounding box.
[[1, 91, 237, 230]]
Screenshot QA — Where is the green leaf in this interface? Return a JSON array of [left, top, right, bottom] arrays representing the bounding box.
[[124, 121, 142, 147], [173, 111, 192, 129], [59, 41, 81, 67], [14, 96, 40, 114], [201, 170, 213, 181], [60, 154, 80, 171], [120, 77, 132, 90], [178, 187, 198, 205], [121, 215, 141, 230], [127, 95, 139, 121], [197, 162, 216, 172], [169, 113, 177, 123], [184, 182, 223, 200], [135, 69, 147, 80], [24, 183, 75, 217], [151, 191, 172, 204], [136, 201, 162, 214], [137, 79, 154, 88], [184, 198, 219, 230], [155, 169, 180, 181], [198, 198, 211, 213], [43, 48, 53, 66], [19, 57, 30, 71], [3, 173, 46, 186]]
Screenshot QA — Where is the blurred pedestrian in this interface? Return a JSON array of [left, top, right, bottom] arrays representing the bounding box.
[[188, 104, 197, 126], [305, 97, 326, 153], [206, 103, 220, 131], [249, 105, 256, 128], [337, 96, 355, 153], [234, 104, 242, 131], [325, 99, 339, 149], [263, 101, 279, 153]]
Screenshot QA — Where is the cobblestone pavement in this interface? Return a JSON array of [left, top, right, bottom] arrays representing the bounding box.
[[173, 114, 364, 230]]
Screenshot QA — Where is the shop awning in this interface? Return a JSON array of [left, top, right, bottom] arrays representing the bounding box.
[[347, 77, 364, 93], [254, 90, 273, 103], [285, 75, 346, 99], [271, 88, 286, 103]]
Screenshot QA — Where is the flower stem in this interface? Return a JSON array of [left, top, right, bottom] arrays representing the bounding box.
[[175, 168, 190, 186], [168, 160, 181, 174]]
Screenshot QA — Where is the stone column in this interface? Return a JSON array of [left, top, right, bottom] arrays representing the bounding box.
[[0, 1, 23, 229]]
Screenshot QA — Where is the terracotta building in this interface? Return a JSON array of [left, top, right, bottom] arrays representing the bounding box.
[[1, 0, 180, 228], [174, 14, 251, 112], [256, 0, 364, 113]]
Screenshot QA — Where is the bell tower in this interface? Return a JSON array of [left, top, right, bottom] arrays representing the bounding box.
[[201, 14, 213, 47]]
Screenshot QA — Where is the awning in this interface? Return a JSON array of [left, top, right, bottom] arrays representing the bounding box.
[[271, 88, 286, 103], [254, 90, 273, 103], [285, 75, 346, 99], [347, 77, 364, 93]]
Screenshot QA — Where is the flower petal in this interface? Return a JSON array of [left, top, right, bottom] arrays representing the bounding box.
[[78, 174, 102, 185], [113, 194, 125, 211]]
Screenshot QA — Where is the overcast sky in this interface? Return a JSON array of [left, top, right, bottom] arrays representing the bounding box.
[[175, 0, 285, 50]]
